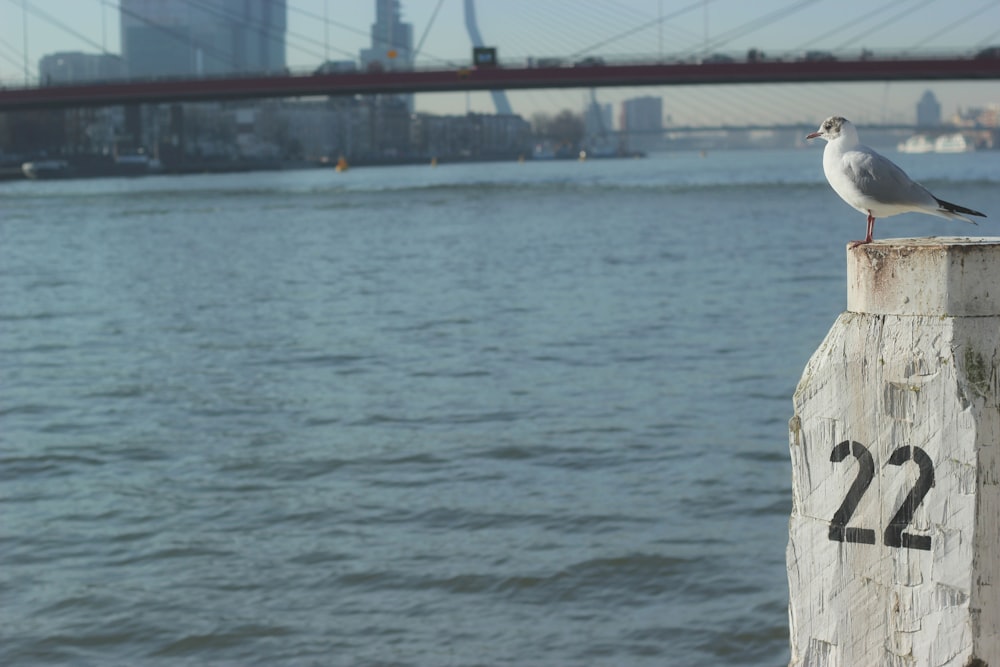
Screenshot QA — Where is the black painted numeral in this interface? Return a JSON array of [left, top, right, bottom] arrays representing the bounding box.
[[883, 446, 934, 551], [828, 440, 877, 544], [827, 442, 934, 550]]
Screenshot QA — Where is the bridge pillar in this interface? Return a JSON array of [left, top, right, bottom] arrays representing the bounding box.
[[123, 104, 142, 150], [787, 238, 1000, 667], [167, 104, 185, 165]]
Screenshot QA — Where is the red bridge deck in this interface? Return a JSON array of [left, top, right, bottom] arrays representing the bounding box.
[[1, 57, 998, 112]]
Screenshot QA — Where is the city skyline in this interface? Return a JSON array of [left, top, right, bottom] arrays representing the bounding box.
[[120, 0, 287, 78], [1, 0, 998, 127]]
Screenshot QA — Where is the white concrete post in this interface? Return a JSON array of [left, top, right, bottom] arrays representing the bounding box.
[[788, 238, 1000, 667]]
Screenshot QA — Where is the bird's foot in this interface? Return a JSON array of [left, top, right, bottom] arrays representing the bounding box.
[[848, 238, 873, 249]]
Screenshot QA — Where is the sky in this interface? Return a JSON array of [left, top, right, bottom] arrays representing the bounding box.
[[0, 0, 998, 127]]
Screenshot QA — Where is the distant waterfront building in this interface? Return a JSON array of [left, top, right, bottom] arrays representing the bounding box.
[[916, 90, 942, 127], [584, 99, 613, 138], [120, 0, 286, 78], [35, 52, 125, 155], [946, 105, 999, 149], [39, 52, 124, 85], [412, 113, 531, 159], [621, 96, 663, 152], [412, 112, 531, 160], [274, 99, 363, 161], [950, 104, 1000, 128]]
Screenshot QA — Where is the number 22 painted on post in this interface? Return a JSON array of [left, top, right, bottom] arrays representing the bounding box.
[[827, 440, 935, 551]]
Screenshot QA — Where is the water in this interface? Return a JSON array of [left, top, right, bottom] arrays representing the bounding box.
[[2, 149, 998, 666]]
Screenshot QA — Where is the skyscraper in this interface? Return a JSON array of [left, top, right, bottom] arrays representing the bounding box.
[[916, 90, 942, 127], [359, 0, 413, 72], [360, 1, 414, 112], [621, 96, 663, 153], [121, 0, 286, 78]]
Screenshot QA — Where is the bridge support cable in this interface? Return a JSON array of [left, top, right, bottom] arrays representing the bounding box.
[[12, 0, 110, 56], [831, 0, 936, 52], [791, 4, 897, 53], [569, 0, 714, 60], [907, 0, 1000, 51], [693, 0, 819, 59], [975, 25, 1000, 48], [0, 34, 31, 80], [413, 0, 446, 61]]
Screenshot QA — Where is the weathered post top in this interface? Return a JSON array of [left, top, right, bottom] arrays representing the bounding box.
[[788, 236, 1000, 667], [847, 237, 1000, 317]]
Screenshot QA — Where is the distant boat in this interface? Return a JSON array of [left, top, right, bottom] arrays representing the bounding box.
[[897, 132, 974, 154], [335, 156, 349, 172], [532, 144, 556, 160], [933, 133, 974, 153], [112, 153, 162, 176], [897, 135, 934, 154], [21, 160, 72, 179]]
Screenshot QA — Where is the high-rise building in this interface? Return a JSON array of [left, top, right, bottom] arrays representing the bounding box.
[[359, 0, 413, 72], [621, 96, 663, 152], [916, 90, 942, 127], [39, 52, 124, 85], [360, 1, 414, 113], [121, 0, 286, 78]]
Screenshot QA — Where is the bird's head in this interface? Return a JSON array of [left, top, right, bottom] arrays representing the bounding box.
[[806, 116, 850, 142]]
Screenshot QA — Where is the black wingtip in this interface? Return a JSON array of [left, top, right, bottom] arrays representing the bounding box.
[[935, 197, 987, 218]]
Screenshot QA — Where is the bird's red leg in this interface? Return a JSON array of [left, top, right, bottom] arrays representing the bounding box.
[[849, 212, 876, 249]]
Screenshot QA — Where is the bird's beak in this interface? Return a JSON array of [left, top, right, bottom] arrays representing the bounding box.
[[806, 131, 822, 140]]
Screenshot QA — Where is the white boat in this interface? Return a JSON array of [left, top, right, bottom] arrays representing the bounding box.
[[897, 135, 934, 153], [933, 133, 974, 153], [21, 160, 72, 179]]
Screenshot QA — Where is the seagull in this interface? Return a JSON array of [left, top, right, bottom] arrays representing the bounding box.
[[806, 116, 985, 247]]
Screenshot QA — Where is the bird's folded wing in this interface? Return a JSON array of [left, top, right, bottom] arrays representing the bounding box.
[[843, 150, 933, 207]]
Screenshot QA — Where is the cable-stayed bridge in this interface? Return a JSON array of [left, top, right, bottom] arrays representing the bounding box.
[[2, 0, 1000, 114]]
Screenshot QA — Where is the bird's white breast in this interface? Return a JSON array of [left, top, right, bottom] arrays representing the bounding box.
[[822, 141, 869, 214]]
